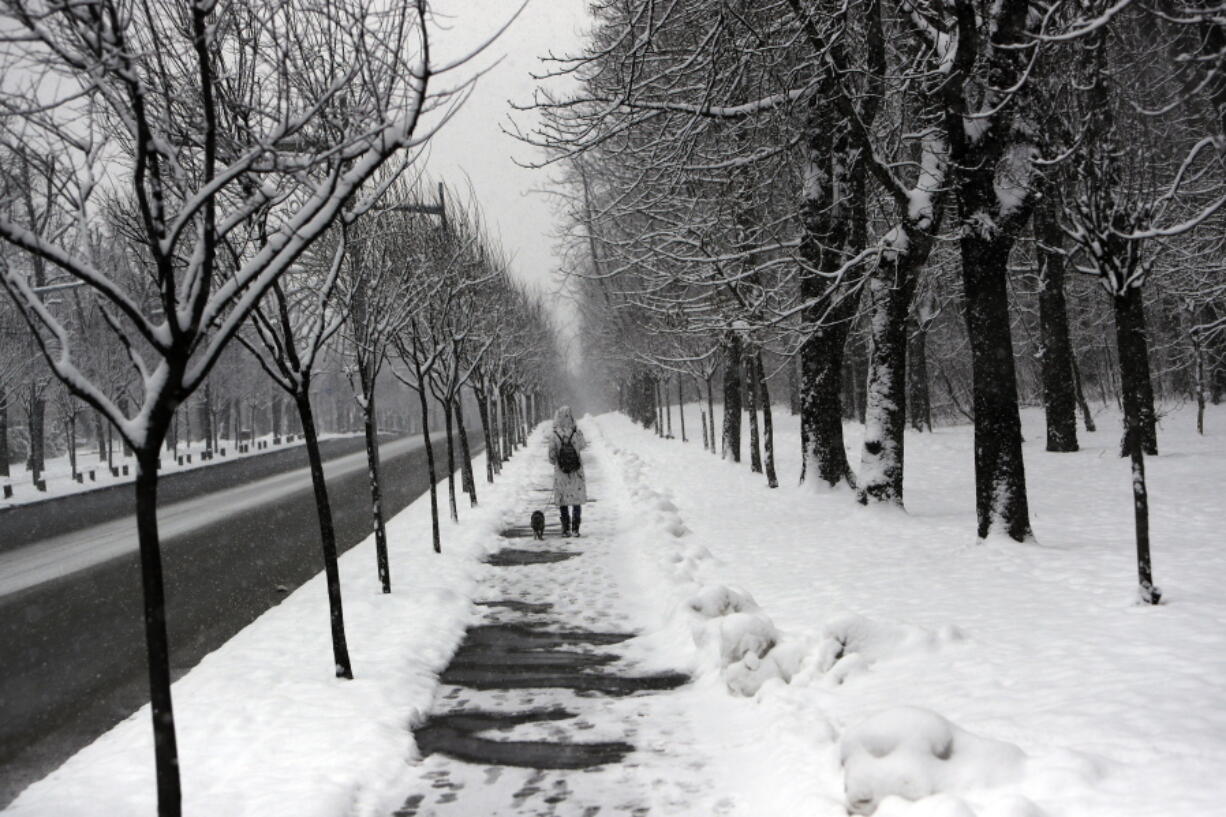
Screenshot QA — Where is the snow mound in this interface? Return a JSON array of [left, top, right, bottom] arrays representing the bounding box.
[[688, 584, 760, 617], [817, 612, 964, 684], [682, 585, 794, 695], [601, 434, 796, 697], [841, 707, 1027, 815]]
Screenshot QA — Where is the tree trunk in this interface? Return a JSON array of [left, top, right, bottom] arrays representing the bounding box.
[[788, 360, 801, 416], [476, 387, 495, 483], [1191, 321, 1206, 435], [133, 446, 181, 817], [271, 395, 283, 439], [853, 355, 867, 425], [96, 410, 106, 460], [1113, 290, 1160, 604], [664, 376, 672, 437], [800, 328, 856, 487], [500, 389, 512, 459], [67, 415, 77, 479], [722, 333, 743, 462], [960, 232, 1032, 541], [701, 409, 709, 451], [907, 319, 933, 433], [490, 390, 503, 472], [858, 254, 919, 505], [361, 391, 391, 592], [677, 376, 687, 442], [1070, 353, 1097, 432], [454, 398, 477, 505], [295, 393, 353, 678], [28, 394, 45, 480], [654, 378, 663, 437], [706, 375, 716, 455], [417, 385, 442, 554], [443, 396, 458, 523], [0, 388, 8, 478], [756, 354, 778, 488], [202, 383, 214, 451], [745, 354, 762, 473], [1114, 287, 1158, 457], [1035, 205, 1079, 452]]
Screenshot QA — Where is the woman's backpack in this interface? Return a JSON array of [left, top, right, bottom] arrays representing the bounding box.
[[556, 430, 581, 474]]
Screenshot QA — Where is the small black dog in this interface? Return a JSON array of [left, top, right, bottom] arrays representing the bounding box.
[[530, 510, 546, 540]]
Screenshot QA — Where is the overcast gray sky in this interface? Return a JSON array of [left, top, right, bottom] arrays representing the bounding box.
[[422, 1, 592, 302]]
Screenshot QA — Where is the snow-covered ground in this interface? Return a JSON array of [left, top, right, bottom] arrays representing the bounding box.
[[0, 432, 360, 510], [595, 401, 1226, 816], [6, 403, 1224, 817]]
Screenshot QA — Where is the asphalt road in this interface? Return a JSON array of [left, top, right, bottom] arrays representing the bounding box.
[[0, 431, 476, 807]]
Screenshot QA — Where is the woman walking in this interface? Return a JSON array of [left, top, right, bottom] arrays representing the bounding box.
[[547, 405, 587, 536]]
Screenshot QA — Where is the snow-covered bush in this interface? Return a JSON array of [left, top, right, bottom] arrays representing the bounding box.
[[841, 707, 1026, 815]]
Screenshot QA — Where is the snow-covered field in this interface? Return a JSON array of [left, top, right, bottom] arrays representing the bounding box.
[[6, 403, 1224, 816], [0, 432, 360, 510]]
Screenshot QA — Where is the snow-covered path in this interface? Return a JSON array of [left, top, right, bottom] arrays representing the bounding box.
[[390, 436, 743, 816]]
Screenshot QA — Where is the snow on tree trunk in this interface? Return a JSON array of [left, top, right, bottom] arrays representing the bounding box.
[[858, 254, 919, 505]]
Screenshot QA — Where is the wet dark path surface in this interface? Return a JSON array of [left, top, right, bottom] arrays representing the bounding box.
[[412, 543, 688, 774], [390, 455, 709, 817]]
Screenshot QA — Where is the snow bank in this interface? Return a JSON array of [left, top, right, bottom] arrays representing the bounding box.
[[595, 429, 795, 696], [6, 439, 538, 817]]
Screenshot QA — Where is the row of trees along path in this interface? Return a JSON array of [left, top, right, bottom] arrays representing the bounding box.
[[524, 0, 1226, 610]]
